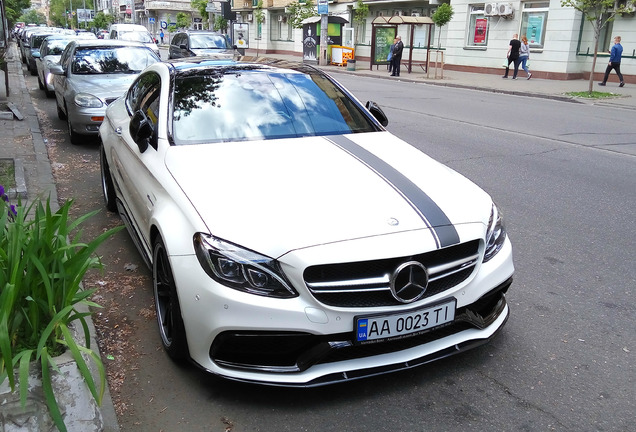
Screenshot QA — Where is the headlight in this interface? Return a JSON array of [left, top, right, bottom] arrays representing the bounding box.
[[74, 93, 103, 108], [194, 233, 297, 298], [483, 204, 507, 263]]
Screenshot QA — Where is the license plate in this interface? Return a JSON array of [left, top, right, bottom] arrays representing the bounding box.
[[355, 299, 456, 344]]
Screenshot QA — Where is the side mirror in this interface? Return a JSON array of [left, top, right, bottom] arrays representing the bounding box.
[[129, 110, 153, 153], [366, 101, 389, 127], [33, 52, 40, 58], [179, 44, 188, 50], [49, 64, 65, 76]]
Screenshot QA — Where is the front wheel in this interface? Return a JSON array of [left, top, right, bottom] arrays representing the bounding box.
[[100, 145, 117, 212], [153, 237, 189, 361], [66, 105, 82, 145]]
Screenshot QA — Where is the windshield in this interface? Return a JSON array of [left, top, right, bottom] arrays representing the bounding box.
[[119, 31, 154, 44], [72, 47, 159, 74], [172, 67, 377, 144], [189, 34, 228, 49], [46, 39, 73, 55]]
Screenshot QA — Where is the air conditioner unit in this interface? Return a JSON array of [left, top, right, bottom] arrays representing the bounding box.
[[498, 3, 514, 16], [484, 3, 499, 16], [247, 13, 253, 22], [412, 12, 421, 17], [394, 9, 404, 16]]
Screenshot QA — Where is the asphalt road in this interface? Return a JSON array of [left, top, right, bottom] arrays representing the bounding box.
[[26, 66, 635, 432]]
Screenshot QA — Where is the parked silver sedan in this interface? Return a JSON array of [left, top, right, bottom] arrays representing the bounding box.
[[50, 39, 160, 144]]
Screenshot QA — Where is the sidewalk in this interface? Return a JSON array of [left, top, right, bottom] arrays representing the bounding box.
[[0, 41, 119, 432], [0, 41, 633, 430], [243, 50, 636, 110]]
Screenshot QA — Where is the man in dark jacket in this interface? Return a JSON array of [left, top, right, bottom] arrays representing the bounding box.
[[503, 34, 521, 79], [390, 36, 404, 77]]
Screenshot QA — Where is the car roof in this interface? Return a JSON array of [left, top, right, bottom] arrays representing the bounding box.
[[159, 56, 318, 76], [67, 39, 151, 49]]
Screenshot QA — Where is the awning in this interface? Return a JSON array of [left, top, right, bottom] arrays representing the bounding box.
[[302, 15, 349, 25], [372, 16, 434, 25]]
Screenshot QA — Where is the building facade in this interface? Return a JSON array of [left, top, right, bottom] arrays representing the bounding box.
[[98, 0, 635, 80]]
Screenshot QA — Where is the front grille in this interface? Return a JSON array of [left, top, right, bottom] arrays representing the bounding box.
[[304, 240, 480, 307]]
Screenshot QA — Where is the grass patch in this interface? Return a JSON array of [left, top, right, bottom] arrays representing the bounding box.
[[0, 159, 16, 190], [566, 91, 622, 99]]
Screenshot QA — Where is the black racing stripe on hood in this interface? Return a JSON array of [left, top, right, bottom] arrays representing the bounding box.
[[326, 135, 460, 248]]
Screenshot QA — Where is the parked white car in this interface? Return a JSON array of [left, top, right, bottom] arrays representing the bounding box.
[[99, 57, 514, 386]]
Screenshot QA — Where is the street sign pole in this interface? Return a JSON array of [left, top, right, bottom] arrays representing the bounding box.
[[318, 0, 328, 66]]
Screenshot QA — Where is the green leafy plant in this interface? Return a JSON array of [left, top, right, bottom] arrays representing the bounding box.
[[0, 188, 123, 432], [286, 0, 316, 29], [353, 0, 369, 45], [432, 3, 454, 49], [214, 15, 228, 33]]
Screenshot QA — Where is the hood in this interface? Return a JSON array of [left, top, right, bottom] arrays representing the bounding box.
[[70, 74, 138, 101], [165, 133, 492, 257]]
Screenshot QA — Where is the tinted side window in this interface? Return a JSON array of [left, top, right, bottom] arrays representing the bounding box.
[[126, 72, 161, 114]]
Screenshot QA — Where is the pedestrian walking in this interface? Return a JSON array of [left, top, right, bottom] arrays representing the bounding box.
[[502, 34, 521, 79], [390, 36, 404, 77], [598, 36, 624, 87], [519, 35, 532, 79], [160, 29, 164, 44]]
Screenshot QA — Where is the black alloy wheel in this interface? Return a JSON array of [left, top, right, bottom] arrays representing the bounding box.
[[153, 237, 189, 361], [100, 145, 117, 212]]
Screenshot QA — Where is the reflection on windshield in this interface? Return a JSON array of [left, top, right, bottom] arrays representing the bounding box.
[[72, 47, 158, 74], [172, 68, 376, 144], [47, 39, 73, 55]]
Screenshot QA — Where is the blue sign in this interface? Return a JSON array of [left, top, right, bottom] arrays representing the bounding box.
[[318, 0, 328, 15], [149, 17, 155, 23], [160, 20, 168, 29]]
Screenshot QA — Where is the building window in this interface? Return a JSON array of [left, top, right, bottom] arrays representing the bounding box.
[[466, 5, 488, 47], [520, 2, 550, 48], [270, 16, 292, 41]]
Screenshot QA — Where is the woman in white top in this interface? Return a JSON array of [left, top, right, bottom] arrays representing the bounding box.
[[519, 35, 532, 80]]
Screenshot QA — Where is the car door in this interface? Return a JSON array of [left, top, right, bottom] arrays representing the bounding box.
[[110, 71, 164, 256], [53, 44, 74, 114]]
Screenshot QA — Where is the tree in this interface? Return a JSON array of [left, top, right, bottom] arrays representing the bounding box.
[[191, 0, 209, 28], [214, 15, 227, 33], [286, 0, 316, 29], [18, 9, 47, 25], [431, 3, 454, 49], [92, 11, 115, 31], [254, 0, 266, 55], [353, 0, 369, 44], [4, 0, 31, 28], [560, 0, 630, 93], [176, 12, 190, 30]]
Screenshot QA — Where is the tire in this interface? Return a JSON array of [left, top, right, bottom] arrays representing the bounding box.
[[100, 145, 117, 212], [66, 104, 82, 145], [153, 237, 190, 361], [56, 98, 66, 120]]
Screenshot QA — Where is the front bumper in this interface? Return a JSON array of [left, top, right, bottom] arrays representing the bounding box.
[[171, 234, 514, 386]]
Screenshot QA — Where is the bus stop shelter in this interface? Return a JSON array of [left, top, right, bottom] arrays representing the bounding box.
[[370, 15, 434, 74]]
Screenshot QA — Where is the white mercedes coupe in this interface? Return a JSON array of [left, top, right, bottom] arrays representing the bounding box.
[[99, 57, 514, 386]]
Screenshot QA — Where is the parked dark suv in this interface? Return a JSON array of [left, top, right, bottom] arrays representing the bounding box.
[[168, 31, 234, 59]]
